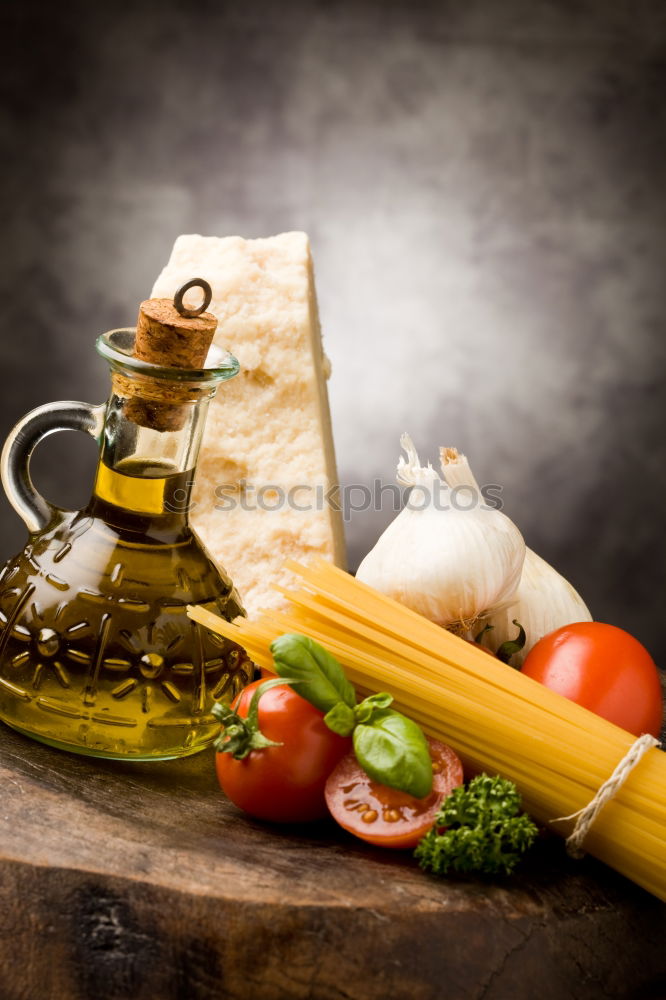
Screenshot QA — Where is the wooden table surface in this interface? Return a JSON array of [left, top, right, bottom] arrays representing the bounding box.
[[0, 720, 664, 1000]]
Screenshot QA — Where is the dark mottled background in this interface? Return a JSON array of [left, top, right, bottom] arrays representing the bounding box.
[[1, 0, 665, 661]]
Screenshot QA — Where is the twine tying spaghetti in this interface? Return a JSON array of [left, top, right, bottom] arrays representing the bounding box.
[[552, 733, 660, 857]]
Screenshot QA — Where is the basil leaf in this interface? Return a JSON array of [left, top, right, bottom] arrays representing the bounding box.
[[353, 691, 393, 724], [270, 633, 357, 713], [323, 701, 356, 737], [353, 709, 433, 798]]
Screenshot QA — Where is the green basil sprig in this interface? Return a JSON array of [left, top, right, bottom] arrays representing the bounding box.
[[269, 633, 433, 799]]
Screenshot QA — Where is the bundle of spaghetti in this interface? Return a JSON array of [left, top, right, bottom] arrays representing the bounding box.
[[189, 559, 666, 900]]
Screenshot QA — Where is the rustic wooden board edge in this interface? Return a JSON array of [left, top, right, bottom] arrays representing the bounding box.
[[2, 857, 666, 1000]]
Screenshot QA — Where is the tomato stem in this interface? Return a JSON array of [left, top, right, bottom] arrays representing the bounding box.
[[497, 620, 526, 666], [212, 677, 300, 759]]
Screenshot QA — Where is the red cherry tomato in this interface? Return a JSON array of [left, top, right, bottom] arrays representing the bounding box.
[[325, 738, 464, 849], [215, 679, 351, 823], [522, 622, 663, 738]]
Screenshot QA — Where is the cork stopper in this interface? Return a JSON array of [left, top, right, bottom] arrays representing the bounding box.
[[135, 281, 218, 369], [123, 279, 218, 431]]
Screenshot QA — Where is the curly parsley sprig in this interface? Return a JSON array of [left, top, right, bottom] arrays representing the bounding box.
[[414, 774, 538, 876]]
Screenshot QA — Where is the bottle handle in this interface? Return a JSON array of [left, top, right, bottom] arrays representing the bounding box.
[[0, 401, 106, 534]]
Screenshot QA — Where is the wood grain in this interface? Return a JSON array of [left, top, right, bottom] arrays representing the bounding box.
[[0, 720, 664, 1000]]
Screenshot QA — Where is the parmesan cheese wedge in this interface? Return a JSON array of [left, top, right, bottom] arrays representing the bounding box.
[[151, 232, 345, 614]]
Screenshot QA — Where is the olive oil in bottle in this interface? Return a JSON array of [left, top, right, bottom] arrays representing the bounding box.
[[0, 456, 250, 759]]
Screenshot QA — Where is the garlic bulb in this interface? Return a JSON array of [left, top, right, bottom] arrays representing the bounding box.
[[356, 435, 525, 630], [478, 547, 592, 665]]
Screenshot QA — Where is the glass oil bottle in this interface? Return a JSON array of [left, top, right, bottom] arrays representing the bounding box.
[[0, 280, 253, 759]]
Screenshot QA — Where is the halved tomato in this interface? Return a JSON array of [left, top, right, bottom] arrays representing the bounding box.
[[325, 737, 463, 849]]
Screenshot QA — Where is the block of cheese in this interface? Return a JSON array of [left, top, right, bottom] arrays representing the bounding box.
[[151, 232, 346, 614]]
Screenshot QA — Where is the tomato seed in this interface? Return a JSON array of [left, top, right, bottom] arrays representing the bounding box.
[[431, 761, 442, 773], [361, 809, 378, 823], [383, 809, 401, 823]]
